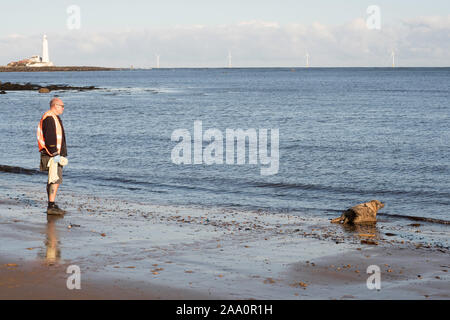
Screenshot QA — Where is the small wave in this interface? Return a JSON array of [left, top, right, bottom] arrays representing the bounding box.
[[100, 87, 179, 94], [252, 181, 450, 199], [368, 89, 449, 94], [378, 212, 450, 225], [0, 165, 41, 175]]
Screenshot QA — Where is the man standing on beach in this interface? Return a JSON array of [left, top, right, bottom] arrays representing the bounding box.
[[37, 98, 67, 215]]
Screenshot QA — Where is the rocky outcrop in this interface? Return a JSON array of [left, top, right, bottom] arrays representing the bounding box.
[[0, 82, 98, 91]]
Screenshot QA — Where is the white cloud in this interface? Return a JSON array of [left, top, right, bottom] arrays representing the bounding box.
[[238, 20, 280, 28], [1, 16, 449, 67]]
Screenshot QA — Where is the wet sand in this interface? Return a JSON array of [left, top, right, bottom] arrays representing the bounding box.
[[0, 257, 218, 300], [0, 185, 449, 300]]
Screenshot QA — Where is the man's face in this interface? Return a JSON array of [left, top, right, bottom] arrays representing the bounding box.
[[52, 100, 65, 115]]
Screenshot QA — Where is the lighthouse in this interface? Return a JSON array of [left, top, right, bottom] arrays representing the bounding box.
[[24, 34, 54, 67]]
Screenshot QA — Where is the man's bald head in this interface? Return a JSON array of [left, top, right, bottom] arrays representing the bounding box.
[[49, 98, 65, 115], [50, 97, 63, 107]]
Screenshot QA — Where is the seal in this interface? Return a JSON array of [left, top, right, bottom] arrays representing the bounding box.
[[331, 200, 384, 224]]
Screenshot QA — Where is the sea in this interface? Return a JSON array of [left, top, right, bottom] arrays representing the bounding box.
[[1, 68, 449, 222]]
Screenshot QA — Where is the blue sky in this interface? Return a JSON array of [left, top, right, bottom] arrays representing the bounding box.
[[1, 1, 449, 67]]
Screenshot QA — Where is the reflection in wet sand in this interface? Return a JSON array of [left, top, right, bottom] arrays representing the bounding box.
[[341, 223, 380, 238], [40, 215, 63, 265]]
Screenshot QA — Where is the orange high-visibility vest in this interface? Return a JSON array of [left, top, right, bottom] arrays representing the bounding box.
[[37, 110, 62, 156]]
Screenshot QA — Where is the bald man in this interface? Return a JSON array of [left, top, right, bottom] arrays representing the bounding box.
[[38, 98, 67, 215]]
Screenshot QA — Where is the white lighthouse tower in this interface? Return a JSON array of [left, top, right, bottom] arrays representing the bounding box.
[[42, 35, 50, 63]]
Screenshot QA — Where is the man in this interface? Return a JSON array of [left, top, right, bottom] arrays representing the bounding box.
[[37, 98, 67, 215]]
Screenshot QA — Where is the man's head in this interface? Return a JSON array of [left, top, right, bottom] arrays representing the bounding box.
[[50, 98, 64, 115]]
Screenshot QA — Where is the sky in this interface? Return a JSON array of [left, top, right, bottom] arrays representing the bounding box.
[[1, 0, 449, 67]]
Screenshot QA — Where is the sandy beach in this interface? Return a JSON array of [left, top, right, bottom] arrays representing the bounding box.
[[1, 0, 449, 303], [1, 180, 449, 300]]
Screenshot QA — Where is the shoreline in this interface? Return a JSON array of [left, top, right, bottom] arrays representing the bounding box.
[[0, 66, 119, 72], [1, 67, 448, 73], [0, 180, 449, 299]]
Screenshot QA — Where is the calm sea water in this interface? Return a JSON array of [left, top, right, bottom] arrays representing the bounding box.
[[1, 68, 449, 220]]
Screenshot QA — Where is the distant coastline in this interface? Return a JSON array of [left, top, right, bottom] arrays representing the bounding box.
[[2, 66, 447, 72], [0, 66, 119, 72]]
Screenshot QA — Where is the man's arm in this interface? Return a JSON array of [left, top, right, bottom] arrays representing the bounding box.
[[42, 117, 59, 156]]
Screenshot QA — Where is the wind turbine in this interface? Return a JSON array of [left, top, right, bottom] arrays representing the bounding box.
[[391, 50, 395, 68], [156, 54, 160, 69], [228, 51, 232, 68], [306, 52, 310, 68]]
